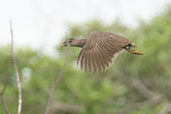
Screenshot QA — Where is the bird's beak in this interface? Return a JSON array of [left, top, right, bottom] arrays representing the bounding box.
[[60, 43, 65, 47]]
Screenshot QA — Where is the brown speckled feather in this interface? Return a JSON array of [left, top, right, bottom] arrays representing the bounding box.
[[77, 31, 131, 72]]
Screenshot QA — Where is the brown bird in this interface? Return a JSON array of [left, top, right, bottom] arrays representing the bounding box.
[[61, 31, 143, 72]]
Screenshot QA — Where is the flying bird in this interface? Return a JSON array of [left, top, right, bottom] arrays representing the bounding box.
[[60, 31, 143, 72]]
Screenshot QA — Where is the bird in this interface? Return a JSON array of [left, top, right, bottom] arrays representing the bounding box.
[[60, 31, 143, 72]]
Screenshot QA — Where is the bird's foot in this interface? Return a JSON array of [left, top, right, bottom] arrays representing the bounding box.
[[129, 49, 143, 55]]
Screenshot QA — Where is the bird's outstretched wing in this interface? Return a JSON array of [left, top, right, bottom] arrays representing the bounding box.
[[77, 31, 131, 72]]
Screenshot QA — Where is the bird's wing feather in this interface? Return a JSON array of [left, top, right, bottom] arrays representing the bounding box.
[[77, 31, 131, 72]]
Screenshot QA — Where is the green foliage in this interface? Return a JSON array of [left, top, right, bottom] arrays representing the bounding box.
[[1, 6, 171, 114]]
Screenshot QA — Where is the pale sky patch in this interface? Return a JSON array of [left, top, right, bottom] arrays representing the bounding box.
[[0, 0, 171, 55]]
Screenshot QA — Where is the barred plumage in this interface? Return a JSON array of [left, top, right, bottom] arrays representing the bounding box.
[[61, 31, 143, 72]]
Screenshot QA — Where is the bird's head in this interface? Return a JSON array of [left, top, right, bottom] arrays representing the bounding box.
[[60, 38, 75, 47]]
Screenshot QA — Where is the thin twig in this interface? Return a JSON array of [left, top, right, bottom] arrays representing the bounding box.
[[1, 57, 11, 96], [0, 92, 9, 114], [0, 57, 11, 114], [10, 20, 22, 114], [45, 45, 70, 114]]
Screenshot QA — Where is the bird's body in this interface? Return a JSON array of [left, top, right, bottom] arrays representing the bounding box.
[[61, 31, 143, 72]]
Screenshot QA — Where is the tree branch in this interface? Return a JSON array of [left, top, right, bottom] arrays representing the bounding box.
[[159, 103, 171, 114], [45, 45, 70, 114], [112, 69, 161, 99], [130, 78, 159, 99], [109, 69, 165, 114], [10, 20, 22, 114], [116, 94, 164, 114], [50, 101, 80, 113]]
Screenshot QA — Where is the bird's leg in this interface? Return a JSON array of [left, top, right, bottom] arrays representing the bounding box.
[[124, 45, 143, 55]]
